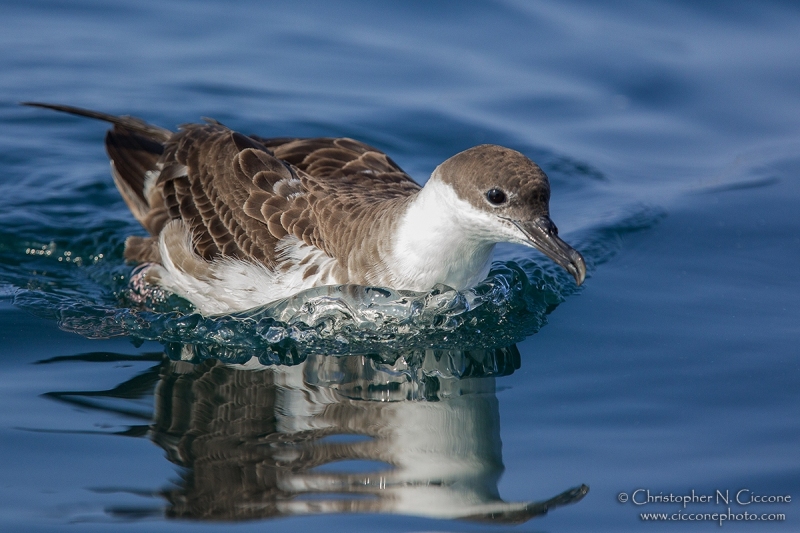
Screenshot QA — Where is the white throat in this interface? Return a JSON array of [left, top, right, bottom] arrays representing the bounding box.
[[389, 173, 499, 292]]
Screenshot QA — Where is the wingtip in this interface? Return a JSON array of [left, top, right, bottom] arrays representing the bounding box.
[[21, 101, 173, 140]]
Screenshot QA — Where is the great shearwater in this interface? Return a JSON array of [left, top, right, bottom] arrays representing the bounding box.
[[24, 102, 586, 315]]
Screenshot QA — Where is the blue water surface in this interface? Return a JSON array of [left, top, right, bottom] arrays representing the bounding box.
[[1, 1, 799, 531]]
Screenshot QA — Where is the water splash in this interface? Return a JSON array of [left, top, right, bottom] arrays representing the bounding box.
[[4, 205, 664, 363], [12, 261, 552, 363]]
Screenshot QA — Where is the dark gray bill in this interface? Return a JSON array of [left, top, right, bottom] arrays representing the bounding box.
[[506, 216, 586, 285]]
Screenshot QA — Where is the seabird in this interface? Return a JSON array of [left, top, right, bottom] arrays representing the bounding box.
[[24, 102, 586, 315]]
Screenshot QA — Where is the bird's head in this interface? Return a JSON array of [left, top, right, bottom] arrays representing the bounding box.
[[433, 144, 586, 285]]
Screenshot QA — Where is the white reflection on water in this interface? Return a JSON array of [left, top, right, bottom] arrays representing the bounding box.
[[43, 346, 587, 523]]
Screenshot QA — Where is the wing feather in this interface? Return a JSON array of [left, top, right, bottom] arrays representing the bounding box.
[[128, 124, 421, 276], [26, 104, 421, 283]]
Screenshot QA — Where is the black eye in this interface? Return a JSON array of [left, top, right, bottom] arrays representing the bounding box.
[[486, 188, 507, 205]]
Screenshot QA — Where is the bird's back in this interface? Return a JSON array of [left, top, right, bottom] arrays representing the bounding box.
[[104, 117, 422, 285]]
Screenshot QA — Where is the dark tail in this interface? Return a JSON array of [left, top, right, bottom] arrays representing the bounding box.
[[22, 102, 173, 237], [21, 102, 172, 141]]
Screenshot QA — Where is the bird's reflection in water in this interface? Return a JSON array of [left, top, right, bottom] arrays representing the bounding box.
[[45, 344, 588, 523]]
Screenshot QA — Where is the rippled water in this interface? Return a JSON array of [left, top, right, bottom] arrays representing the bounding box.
[[1, 1, 799, 531]]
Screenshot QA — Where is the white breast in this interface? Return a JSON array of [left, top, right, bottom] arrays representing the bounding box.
[[388, 175, 499, 292]]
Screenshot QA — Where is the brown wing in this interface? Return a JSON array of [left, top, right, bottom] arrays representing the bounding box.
[[23, 103, 421, 271], [151, 127, 420, 269], [253, 136, 417, 192], [250, 136, 422, 268]]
